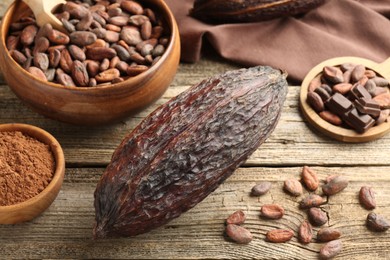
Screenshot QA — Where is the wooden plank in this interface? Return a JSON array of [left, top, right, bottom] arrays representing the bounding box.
[[0, 167, 389, 259], [2, 59, 390, 167]]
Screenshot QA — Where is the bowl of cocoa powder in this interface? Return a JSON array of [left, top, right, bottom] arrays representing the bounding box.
[[0, 0, 180, 125], [0, 123, 65, 224]]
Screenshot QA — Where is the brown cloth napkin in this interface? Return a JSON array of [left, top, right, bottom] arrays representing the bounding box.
[[164, 0, 390, 82]]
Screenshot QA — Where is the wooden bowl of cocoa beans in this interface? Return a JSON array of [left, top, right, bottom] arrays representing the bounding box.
[[0, 123, 65, 224], [0, 0, 180, 125]]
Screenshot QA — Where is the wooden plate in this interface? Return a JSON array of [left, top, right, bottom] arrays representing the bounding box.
[[300, 57, 390, 143]]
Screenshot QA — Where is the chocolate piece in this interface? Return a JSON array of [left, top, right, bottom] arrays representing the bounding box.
[[345, 108, 375, 133], [326, 93, 353, 117], [350, 84, 372, 100], [354, 98, 381, 117]]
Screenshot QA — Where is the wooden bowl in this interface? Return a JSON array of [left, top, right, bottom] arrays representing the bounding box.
[[0, 0, 180, 125], [0, 123, 65, 224], [300, 56, 390, 143]]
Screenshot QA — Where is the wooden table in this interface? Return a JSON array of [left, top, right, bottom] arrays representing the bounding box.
[[1, 2, 390, 259]]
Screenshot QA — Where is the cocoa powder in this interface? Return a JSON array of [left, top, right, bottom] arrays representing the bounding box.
[[0, 131, 55, 206]]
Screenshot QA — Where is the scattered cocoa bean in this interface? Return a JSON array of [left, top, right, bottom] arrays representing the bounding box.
[[359, 186, 376, 210], [226, 210, 246, 225], [366, 212, 390, 232], [308, 207, 327, 226], [260, 204, 284, 219], [298, 220, 312, 244], [317, 227, 341, 242], [299, 194, 326, 209], [322, 175, 349, 196], [301, 166, 319, 191], [319, 240, 342, 259], [283, 178, 303, 196], [251, 182, 272, 196], [266, 229, 294, 243], [225, 224, 253, 244]]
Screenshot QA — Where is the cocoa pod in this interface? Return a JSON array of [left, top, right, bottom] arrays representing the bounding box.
[[93, 66, 288, 238], [191, 0, 326, 23]]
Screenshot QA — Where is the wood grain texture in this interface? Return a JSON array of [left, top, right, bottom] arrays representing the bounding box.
[[0, 167, 389, 259]]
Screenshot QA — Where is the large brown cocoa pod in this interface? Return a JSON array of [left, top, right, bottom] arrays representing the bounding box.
[[190, 0, 326, 23], [93, 66, 288, 238]]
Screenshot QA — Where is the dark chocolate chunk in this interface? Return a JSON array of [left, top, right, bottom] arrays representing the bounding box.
[[350, 84, 372, 100], [354, 98, 381, 117], [345, 108, 375, 133], [326, 93, 353, 116]]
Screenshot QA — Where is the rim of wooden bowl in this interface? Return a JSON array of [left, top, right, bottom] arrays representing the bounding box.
[[0, 123, 65, 224], [300, 56, 390, 143], [0, 0, 178, 92]]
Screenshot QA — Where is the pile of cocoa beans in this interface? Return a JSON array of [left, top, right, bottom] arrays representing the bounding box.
[[7, 0, 169, 87]]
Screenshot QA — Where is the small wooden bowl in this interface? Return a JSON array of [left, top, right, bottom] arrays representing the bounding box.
[[0, 123, 65, 224], [300, 56, 390, 143], [0, 0, 180, 125]]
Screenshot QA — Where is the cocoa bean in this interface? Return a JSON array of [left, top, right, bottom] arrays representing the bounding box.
[[108, 16, 128, 26], [121, 27, 143, 46], [226, 210, 246, 225], [105, 30, 120, 43], [100, 58, 110, 71], [376, 109, 390, 125], [140, 44, 153, 57], [317, 227, 341, 242], [121, 1, 144, 15], [33, 53, 49, 71], [112, 45, 131, 61], [89, 78, 97, 87], [314, 85, 331, 101], [332, 83, 352, 95], [323, 66, 344, 84], [76, 12, 93, 31], [86, 39, 107, 49], [70, 31, 97, 46], [151, 26, 164, 39], [112, 77, 125, 84], [60, 49, 73, 73], [106, 24, 121, 33], [152, 44, 165, 57], [351, 64, 366, 83], [299, 194, 326, 209], [308, 207, 327, 226], [33, 37, 50, 54], [48, 29, 70, 45], [10, 50, 27, 65], [343, 70, 352, 83], [340, 63, 355, 72], [44, 68, 56, 82], [322, 175, 348, 196], [319, 111, 342, 126], [6, 35, 20, 51], [129, 15, 150, 26], [95, 68, 120, 82], [36, 23, 53, 39], [260, 204, 284, 219], [266, 229, 294, 243], [365, 70, 376, 79], [69, 45, 86, 61], [86, 47, 117, 61], [373, 93, 390, 109], [110, 56, 120, 69], [144, 8, 157, 24], [49, 49, 61, 68], [56, 68, 76, 87], [27, 66, 47, 81], [364, 79, 377, 97], [20, 25, 38, 46], [107, 7, 122, 17], [283, 179, 303, 196], [372, 77, 389, 87], [319, 240, 342, 259], [86, 60, 100, 78], [298, 220, 312, 244], [366, 212, 390, 232], [308, 75, 321, 92], [63, 2, 89, 19], [126, 65, 149, 76], [359, 186, 376, 210], [251, 182, 272, 196], [301, 166, 319, 191], [71, 60, 89, 86], [141, 21, 152, 40], [62, 18, 76, 33], [225, 224, 252, 244], [129, 52, 146, 64], [307, 92, 324, 112]]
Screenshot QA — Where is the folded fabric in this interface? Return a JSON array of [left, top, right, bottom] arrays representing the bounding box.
[[164, 0, 390, 82]]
